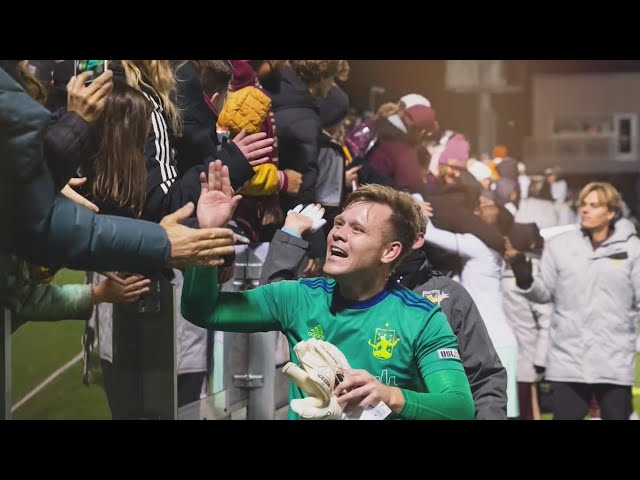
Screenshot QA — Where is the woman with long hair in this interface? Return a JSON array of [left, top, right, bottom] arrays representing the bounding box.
[[88, 62, 217, 415], [80, 78, 151, 218]]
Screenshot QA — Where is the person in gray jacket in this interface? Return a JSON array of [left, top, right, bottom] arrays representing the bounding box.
[[260, 203, 508, 420], [509, 182, 640, 420]]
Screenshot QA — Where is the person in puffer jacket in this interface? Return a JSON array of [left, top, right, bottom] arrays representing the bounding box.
[[267, 60, 344, 213], [509, 182, 640, 420], [0, 62, 220, 275]]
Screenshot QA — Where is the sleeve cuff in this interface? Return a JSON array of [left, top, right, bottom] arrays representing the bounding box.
[[274, 229, 309, 248], [281, 227, 303, 239], [279, 170, 288, 193]]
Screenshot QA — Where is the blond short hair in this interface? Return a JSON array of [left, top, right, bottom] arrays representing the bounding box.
[[578, 182, 622, 216], [342, 185, 423, 268]]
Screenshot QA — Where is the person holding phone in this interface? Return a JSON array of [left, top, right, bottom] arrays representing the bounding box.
[[0, 62, 236, 274]]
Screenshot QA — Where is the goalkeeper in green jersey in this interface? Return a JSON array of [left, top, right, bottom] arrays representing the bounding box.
[[182, 160, 474, 420]]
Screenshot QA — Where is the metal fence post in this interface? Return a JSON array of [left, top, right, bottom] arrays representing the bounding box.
[[1, 308, 11, 420], [111, 276, 176, 419], [247, 331, 276, 419], [229, 243, 277, 420]]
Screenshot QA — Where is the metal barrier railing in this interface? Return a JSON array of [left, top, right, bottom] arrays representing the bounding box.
[[110, 277, 177, 419], [1, 246, 288, 420]]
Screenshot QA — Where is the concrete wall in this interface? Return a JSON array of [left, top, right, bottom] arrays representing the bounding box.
[[527, 73, 640, 174], [533, 73, 640, 137]]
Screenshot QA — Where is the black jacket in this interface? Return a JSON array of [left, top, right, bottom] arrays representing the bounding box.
[[269, 66, 321, 211], [107, 61, 254, 224], [172, 61, 255, 189], [396, 250, 508, 420]]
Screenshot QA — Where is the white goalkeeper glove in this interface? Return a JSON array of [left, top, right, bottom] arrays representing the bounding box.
[[287, 204, 327, 233], [282, 338, 350, 420]]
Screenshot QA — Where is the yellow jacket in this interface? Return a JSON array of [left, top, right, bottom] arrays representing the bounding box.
[[240, 163, 280, 196]]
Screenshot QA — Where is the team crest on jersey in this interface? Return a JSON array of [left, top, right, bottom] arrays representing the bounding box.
[[368, 323, 401, 360], [308, 325, 325, 340], [422, 290, 449, 305]]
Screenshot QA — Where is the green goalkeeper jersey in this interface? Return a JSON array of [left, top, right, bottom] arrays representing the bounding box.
[[182, 267, 468, 420]]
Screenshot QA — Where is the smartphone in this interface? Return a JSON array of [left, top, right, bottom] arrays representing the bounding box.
[[136, 279, 161, 314], [74, 60, 108, 83]]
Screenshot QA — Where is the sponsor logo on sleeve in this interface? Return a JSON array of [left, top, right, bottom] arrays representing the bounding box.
[[437, 348, 460, 360]]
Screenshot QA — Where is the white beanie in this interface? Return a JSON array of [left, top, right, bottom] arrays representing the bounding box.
[[399, 93, 431, 109], [467, 159, 492, 182]]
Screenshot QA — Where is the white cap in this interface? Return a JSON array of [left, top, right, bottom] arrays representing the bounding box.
[[467, 159, 492, 182], [399, 93, 431, 109]]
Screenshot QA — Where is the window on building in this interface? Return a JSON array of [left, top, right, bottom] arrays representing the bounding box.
[[552, 114, 614, 136], [613, 113, 637, 161]]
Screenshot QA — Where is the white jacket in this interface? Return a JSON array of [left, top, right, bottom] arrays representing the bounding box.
[[425, 222, 518, 350], [520, 218, 640, 385]]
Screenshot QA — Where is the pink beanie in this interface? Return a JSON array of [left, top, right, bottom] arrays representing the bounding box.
[[438, 134, 470, 169]]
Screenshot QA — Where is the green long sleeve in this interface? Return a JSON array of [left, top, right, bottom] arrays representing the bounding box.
[[181, 266, 286, 333], [397, 369, 475, 420]]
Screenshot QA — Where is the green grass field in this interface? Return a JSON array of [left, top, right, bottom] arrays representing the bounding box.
[[12, 353, 110, 420], [9, 269, 640, 420], [11, 269, 112, 419]]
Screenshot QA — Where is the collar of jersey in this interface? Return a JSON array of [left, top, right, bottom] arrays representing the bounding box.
[[336, 286, 391, 310]]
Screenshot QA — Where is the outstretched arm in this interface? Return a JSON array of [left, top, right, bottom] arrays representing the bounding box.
[[259, 203, 326, 284], [425, 221, 489, 260], [182, 159, 298, 332]]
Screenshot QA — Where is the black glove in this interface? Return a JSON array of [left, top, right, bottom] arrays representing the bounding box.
[[534, 365, 546, 383], [509, 253, 533, 290]]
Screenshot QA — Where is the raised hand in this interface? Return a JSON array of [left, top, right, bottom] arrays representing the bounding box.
[[232, 129, 274, 167], [66, 69, 113, 123], [197, 160, 242, 229], [419, 201, 433, 220], [285, 203, 326, 235], [161, 202, 235, 269]]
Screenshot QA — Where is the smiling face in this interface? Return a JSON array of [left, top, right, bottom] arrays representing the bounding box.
[[323, 201, 401, 280]]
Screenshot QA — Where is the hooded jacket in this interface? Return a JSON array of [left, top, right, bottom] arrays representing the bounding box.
[[519, 218, 640, 385], [367, 114, 424, 191]]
